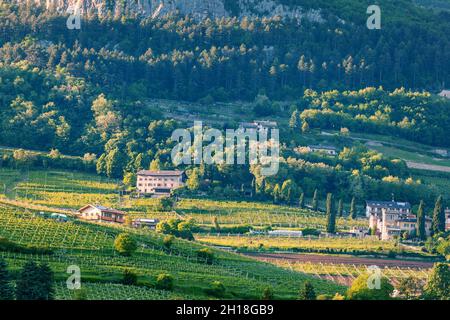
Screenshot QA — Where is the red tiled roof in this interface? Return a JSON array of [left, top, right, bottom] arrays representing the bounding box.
[[78, 204, 126, 215]]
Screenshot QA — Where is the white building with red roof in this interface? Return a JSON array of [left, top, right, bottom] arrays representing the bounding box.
[[136, 170, 185, 196], [78, 204, 127, 224]]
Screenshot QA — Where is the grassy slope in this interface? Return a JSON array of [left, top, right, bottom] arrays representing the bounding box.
[[0, 204, 345, 299], [0, 168, 368, 231]]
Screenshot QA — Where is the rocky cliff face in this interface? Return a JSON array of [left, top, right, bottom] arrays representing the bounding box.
[[15, 0, 325, 22]]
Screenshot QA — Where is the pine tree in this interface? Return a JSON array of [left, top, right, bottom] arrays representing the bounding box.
[[299, 193, 305, 208], [337, 199, 343, 217], [350, 197, 357, 219], [312, 189, 318, 211], [0, 259, 14, 300], [417, 200, 426, 240], [16, 261, 54, 300], [326, 193, 336, 233], [432, 196, 445, 235], [38, 263, 55, 300], [299, 281, 316, 300], [16, 261, 42, 300]]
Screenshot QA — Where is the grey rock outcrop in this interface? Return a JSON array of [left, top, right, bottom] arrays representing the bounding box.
[[14, 0, 326, 22]]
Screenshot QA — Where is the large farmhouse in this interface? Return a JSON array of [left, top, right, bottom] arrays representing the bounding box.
[[369, 208, 432, 240], [78, 204, 126, 224], [366, 200, 435, 240], [137, 170, 185, 197], [365, 200, 411, 218]]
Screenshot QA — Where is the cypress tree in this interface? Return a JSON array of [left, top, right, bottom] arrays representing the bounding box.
[[0, 259, 14, 300], [312, 189, 318, 211], [326, 193, 336, 233], [432, 196, 445, 235], [337, 199, 343, 217], [417, 200, 426, 240], [299, 193, 305, 208], [251, 178, 256, 197], [350, 197, 357, 219], [273, 184, 281, 204]]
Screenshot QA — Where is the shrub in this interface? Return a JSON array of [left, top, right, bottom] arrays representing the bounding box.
[[299, 281, 316, 300], [316, 294, 332, 300], [0, 237, 53, 255], [177, 221, 195, 241], [197, 248, 214, 265], [205, 281, 226, 298], [301, 228, 320, 236], [387, 250, 397, 259], [212, 225, 252, 234], [122, 269, 138, 286], [156, 218, 195, 240], [155, 273, 174, 291], [261, 287, 274, 300], [347, 273, 394, 300], [423, 263, 450, 300], [114, 233, 137, 256], [163, 235, 175, 250], [155, 197, 175, 212], [73, 289, 88, 300], [332, 293, 346, 300]]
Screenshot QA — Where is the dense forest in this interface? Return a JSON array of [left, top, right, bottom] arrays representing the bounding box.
[[1, 1, 449, 101], [0, 1, 449, 205]]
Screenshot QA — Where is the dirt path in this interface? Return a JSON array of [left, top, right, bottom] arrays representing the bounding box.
[[244, 252, 435, 269], [405, 161, 450, 173]]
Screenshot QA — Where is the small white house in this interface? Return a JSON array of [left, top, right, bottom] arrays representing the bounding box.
[[132, 218, 159, 230], [78, 204, 126, 224], [239, 120, 277, 131], [307, 145, 338, 156], [268, 230, 303, 237]]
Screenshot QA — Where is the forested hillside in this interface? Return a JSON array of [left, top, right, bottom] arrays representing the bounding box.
[[0, 1, 449, 205]]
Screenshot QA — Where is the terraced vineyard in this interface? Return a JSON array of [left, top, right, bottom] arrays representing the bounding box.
[[0, 204, 345, 300], [196, 234, 398, 254], [133, 198, 368, 231], [1, 170, 121, 209], [55, 282, 187, 300], [0, 169, 367, 233], [270, 261, 431, 287]]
